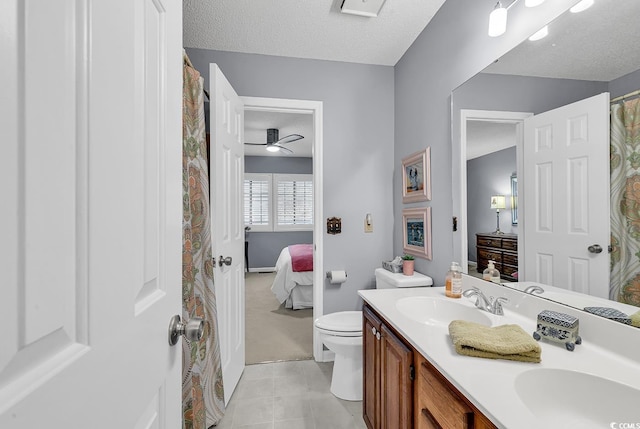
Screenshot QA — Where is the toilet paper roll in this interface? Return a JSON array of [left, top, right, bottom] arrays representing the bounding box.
[[327, 270, 347, 284]]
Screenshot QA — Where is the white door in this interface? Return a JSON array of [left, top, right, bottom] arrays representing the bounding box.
[[0, 0, 182, 427], [209, 64, 246, 405], [523, 93, 610, 298]]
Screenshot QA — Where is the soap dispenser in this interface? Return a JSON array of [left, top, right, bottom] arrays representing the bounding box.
[[483, 260, 501, 284], [445, 262, 462, 298]]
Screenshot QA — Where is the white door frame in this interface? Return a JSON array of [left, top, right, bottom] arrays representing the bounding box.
[[457, 109, 532, 274], [240, 96, 324, 362]]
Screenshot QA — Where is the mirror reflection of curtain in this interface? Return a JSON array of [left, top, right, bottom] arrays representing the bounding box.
[[610, 97, 640, 307], [182, 55, 226, 427]]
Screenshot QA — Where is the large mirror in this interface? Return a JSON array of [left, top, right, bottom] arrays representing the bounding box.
[[452, 0, 640, 325]]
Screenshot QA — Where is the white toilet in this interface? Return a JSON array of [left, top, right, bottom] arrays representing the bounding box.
[[315, 268, 433, 401]]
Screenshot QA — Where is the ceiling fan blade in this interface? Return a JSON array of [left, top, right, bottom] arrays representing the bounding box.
[[274, 144, 294, 154], [276, 134, 304, 145], [244, 142, 267, 146]]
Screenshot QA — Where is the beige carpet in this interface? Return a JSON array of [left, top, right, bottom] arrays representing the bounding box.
[[245, 272, 313, 364]]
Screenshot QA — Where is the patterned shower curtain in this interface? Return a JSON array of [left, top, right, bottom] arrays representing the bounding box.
[[182, 54, 225, 429], [610, 97, 640, 307]]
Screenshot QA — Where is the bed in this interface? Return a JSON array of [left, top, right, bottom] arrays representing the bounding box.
[[271, 245, 314, 310]]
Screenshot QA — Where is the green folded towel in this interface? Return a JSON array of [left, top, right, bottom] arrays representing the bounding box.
[[631, 310, 640, 328], [448, 320, 542, 363]]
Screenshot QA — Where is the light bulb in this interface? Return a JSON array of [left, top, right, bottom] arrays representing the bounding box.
[[266, 145, 280, 152], [570, 0, 594, 13], [488, 2, 507, 37], [528, 25, 548, 41], [525, 0, 545, 7]]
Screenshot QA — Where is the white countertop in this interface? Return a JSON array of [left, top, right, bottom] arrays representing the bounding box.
[[358, 275, 640, 429]]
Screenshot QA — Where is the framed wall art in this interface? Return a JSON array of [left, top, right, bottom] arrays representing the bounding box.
[[402, 207, 432, 260], [402, 147, 431, 203]]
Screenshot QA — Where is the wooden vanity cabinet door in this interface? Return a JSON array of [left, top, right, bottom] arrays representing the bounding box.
[[415, 356, 473, 429], [363, 306, 381, 429], [380, 324, 413, 429]]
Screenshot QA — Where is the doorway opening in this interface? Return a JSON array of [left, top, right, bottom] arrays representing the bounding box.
[[457, 110, 531, 274], [241, 96, 324, 363]]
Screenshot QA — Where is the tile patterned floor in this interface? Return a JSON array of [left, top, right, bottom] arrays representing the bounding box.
[[215, 360, 367, 429]]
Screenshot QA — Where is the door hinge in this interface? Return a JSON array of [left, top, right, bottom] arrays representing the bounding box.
[[409, 364, 415, 381]]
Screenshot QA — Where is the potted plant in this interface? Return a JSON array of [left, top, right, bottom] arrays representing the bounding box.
[[401, 254, 415, 276]]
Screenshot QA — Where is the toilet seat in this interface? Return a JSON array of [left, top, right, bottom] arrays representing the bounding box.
[[315, 311, 362, 337]]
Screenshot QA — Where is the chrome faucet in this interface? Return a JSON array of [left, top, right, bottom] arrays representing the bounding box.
[[524, 285, 545, 295], [462, 287, 509, 315]]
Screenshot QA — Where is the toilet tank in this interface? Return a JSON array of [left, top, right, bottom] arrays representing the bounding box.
[[374, 268, 433, 289]]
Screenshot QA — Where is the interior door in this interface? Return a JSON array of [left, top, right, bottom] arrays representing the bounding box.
[[523, 92, 610, 298], [209, 64, 246, 405], [0, 0, 182, 427]]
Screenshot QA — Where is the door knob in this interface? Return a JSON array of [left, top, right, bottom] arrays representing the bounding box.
[[587, 244, 603, 254], [219, 255, 232, 267], [168, 315, 205, 346]]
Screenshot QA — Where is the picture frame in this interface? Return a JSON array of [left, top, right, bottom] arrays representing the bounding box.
[[402, 147, 431, 203], [402, 207, 432, 260]]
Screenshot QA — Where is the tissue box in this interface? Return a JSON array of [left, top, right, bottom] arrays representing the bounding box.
[[382, 260, 403, 273], [533, 310, 582, 351]]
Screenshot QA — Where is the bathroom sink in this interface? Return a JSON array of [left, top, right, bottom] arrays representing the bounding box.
[[515, 368, 640, 426], [395, 297, 492, 327]]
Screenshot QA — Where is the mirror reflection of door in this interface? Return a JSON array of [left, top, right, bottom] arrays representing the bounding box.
[[523, 93, 610, 298]]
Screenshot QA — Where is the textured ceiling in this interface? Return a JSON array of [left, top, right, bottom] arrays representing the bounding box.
[[244, 110, 313, 157], [183, 0, 446, 66], [467, 121, 516, 160], [483, 0, 640, 81]]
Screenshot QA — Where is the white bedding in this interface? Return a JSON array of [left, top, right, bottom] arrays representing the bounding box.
[[271, 247, 313, 310]]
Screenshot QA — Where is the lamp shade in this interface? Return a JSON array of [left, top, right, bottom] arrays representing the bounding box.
[[490, 195, 506, 210]]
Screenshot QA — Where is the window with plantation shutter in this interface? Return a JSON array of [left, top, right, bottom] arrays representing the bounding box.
[[274, 174, 313, 231], [244, 173, 313, 232], [243, 173, 272, 232]]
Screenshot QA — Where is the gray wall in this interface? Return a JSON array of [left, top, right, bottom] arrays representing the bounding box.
[[609, 68, 640, 99], [453, 73, 608, 115], [394, 0, 592, 285], [186, 48, 395, 313], [466, 147, 517, 262], [244, 156, 313, 269]]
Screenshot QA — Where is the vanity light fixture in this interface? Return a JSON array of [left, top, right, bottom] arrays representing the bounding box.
[[490, 195, 507, 234], [488, 2, 508, 37], [528, 25, 548, 41], [570, 0, 594, 13]]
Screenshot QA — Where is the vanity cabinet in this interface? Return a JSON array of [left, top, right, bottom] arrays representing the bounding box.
[[363, 305, 413, 429], [476, 232, 518, 281], [414, 354, 495, 429], [363, 304, 497, 429]]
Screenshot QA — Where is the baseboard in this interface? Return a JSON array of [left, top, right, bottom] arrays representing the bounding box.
[[248, 267, 276, 273]]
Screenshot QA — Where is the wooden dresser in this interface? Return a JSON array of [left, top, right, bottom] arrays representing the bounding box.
[[475, 233, 518, 281]]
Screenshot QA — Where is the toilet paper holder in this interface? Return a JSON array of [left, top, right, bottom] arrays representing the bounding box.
[[326, 271, 348, 280]]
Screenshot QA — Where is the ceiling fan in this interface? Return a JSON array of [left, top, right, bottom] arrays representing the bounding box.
[[244, 128, 303, 155]]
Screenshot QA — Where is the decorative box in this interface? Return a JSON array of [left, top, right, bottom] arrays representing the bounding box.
[[533, 310, 582, 351], [583, 307, 632, 325]]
